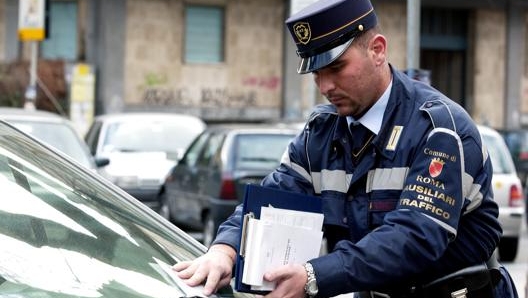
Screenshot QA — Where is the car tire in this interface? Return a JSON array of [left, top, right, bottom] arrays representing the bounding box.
[[498, 236, 519, 262], [203, 214, 217, 248]]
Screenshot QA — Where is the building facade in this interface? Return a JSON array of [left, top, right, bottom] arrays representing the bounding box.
[[1, 0, 527, 130]]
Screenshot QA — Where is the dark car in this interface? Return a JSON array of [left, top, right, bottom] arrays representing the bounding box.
[[498, 128, 528, 186], [158, 124, 299, 246], [84, 112, 206, 211], [0, 119, 253, 297]]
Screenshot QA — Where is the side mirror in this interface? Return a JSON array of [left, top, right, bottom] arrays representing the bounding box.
[[94, 157, 110, 168]]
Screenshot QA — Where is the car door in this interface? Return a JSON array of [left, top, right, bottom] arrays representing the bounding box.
[[191, 132, 226, 227], [165, 131, 210, 229]]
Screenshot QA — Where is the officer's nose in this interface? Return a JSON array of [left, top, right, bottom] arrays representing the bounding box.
[[314, 72, 335, 96]]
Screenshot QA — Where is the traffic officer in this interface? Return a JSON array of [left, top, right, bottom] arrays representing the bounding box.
[[173, 0, 519, 297]]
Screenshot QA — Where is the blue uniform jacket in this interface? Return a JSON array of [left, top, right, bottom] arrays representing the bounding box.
[[213, 68, 517, 297]]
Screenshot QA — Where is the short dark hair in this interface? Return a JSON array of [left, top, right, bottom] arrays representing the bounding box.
[[354, 25, 381, 49]]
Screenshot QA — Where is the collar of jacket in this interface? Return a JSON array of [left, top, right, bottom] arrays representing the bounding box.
[[329, 65, 416, 161]]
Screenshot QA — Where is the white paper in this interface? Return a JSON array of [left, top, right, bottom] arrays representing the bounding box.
[[260, 206, 324, 230], [242, 207, 324, 291], [154, 258, 208, 298]]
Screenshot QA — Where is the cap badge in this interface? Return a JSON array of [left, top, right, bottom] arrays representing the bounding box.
[[293, 22, 311, 45]]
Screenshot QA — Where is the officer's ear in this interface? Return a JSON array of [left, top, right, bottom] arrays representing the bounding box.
[[369, 34, 387, 65]]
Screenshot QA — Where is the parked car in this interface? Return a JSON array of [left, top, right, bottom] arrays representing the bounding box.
[[0, 107, 100, 171], [84, 112, 206, 211], [0, 119, 253, 298], [478, 125, 525, 262], [158, 124, 299, 246], [497, 128, 528, 186]]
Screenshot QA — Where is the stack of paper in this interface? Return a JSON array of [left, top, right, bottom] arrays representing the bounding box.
[[241, 206, 324, 291]]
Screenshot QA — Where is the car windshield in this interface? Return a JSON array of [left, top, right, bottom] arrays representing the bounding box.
[[482, 133, 516, 174], [8, 120, 93, 169], [234, 134, 294, 170], [102, 120, 202, 157], [0, 121, 244, 297]]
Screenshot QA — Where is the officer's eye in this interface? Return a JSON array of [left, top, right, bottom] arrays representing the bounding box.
[[327, 61, 344, 72]]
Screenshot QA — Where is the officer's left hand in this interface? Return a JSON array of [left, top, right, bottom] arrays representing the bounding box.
[[262, 263, 307, 298]]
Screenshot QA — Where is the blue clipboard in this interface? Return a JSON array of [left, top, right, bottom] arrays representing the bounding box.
[[234, 184, 322, 294]]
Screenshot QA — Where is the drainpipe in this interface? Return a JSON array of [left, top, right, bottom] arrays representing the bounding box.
[[406, 0, 421, 73]]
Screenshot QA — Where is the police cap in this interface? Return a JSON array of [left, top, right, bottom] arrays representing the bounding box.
[[286, 0, 378, 74]]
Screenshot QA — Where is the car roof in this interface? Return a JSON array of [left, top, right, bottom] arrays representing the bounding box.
[[205, 123, 300, 134], [477, 124, 502, 137], [0, 107, 70, 124], [93, 112, 206, 124]]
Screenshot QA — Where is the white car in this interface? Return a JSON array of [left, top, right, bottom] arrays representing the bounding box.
[[478, 125, 525, 262], [84, 112, 206, 212], [0, 107, 100, 171]]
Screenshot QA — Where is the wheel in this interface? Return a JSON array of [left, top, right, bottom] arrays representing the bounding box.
[[202, 214, 217, 248], [498, 237, 519, 262]]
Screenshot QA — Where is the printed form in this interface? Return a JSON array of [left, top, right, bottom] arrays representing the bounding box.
[[242, 206, 324, 291]]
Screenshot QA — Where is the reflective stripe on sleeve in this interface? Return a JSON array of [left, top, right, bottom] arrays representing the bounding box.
[[424, 213, 458, 235], [280, 149, 313, 182], [464, 182, 484, 214]]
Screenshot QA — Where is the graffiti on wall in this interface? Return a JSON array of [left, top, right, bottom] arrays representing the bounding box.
[[143, 87, 257, 107], [241, 76, 280, 90], [141, 74, 279, 108]]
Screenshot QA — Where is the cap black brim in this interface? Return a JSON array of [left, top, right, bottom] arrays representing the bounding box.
[[297, 38, 354, 74]]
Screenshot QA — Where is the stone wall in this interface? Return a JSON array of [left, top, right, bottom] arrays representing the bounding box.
[[523, 14, 528, 117], [0, 0, 5, 61], [123, 0, 284, 121], [375, 1, 407, 70], [473, 9, 506, 127]]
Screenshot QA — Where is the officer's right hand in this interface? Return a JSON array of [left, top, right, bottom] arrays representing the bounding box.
[[172, 244, 236, 296]]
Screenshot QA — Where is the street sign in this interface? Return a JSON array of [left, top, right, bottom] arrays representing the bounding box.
[[18, 0, 46, 41]]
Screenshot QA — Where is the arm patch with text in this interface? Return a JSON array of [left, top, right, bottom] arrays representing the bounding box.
[[399, 128, 464, 233]]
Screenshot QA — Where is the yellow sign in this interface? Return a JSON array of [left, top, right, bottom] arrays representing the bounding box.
[[70, 64, 96, 136], [18, 0, 46, 41]]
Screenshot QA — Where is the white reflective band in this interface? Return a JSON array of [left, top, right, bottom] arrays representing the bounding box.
[[321, 169, 351, 193], [481, 142, 489, 166], [283, 149, 352, 194], [366, 167, 409, 193], [464, 183, 484, 214], [311, 172, 322, 194], [399, 210, 457, 236], [424, 213, 457, 236], [281, 150, 312, 182], [461, 172, 473, 198], [308, 170, 352, 194]]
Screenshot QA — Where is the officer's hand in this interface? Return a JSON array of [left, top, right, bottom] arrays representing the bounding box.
[[172, 244, 236, 296], [262, 263, 307, 298]]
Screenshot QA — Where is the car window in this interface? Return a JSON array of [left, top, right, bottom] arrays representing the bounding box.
[[482, 133, 516, 174], [9, 121, 93, 169], [0, 128, 221, 297], [234, 134, 294, 170], [197, 133, 225, 167], [182, 131, 210, 167], [102, 120, 203, 156]]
